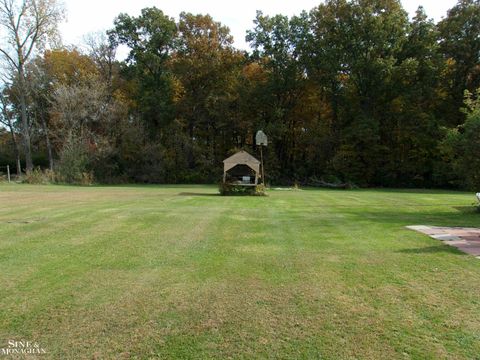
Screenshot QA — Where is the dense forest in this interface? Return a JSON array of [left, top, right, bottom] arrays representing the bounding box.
[[1, 0, 480, 188]]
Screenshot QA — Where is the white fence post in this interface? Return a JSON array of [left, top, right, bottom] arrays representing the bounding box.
[[7, 165, 10, 183]]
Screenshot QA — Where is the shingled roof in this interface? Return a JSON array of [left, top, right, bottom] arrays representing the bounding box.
[[223, 150, 260, 164], [223, 150, 260, 173]]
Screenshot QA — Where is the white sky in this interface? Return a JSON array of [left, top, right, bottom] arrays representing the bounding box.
[[60, 0, 458, 52]]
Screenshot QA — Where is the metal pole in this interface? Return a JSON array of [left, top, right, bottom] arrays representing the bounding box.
[[7, 165, 10, 183], [260, 146, 265, 185]]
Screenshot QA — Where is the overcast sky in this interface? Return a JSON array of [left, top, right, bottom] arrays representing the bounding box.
[[60, 0, 458, 52]]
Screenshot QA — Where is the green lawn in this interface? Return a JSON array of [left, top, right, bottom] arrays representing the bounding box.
[[0, 184, 479, 359]]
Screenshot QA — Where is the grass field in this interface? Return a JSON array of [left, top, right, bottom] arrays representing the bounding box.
[[0, 184, 479, 359]]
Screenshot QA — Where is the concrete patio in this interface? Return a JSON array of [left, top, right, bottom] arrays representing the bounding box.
[[407, 225, 480, 258]]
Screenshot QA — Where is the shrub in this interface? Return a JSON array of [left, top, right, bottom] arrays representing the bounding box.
[[56, 135, 93, 185], [23, 168, 55, 184], [219, 182, 267, 196], [254, 184, 268, 196]]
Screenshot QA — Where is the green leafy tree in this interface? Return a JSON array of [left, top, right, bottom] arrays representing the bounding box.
[[438, 0, 480, 126], [247, 11, 319, 181], [440, 89, 480, 189], [109, 7, 177, 133], [303, 0, 410, 184], [381, 7, 444, 186]]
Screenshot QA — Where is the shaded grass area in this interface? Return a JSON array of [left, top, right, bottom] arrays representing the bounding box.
[[0, 184, 479, 359]]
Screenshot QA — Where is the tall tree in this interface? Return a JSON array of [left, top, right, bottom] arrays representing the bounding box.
[[109, 7, 177, 134], [84, 32, 118, 91], [173, 12, 243, 174], [0, 0, 64, 172], [384, 7, 444, 186], [247, 11, 314, 179], [26, 48, 99, 170], [303, 0, 411, 184], [438, 0, 480, 126]]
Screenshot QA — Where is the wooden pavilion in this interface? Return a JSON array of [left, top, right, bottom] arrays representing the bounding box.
[[223, 151, 261, 186]]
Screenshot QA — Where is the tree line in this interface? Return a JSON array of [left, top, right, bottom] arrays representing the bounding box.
[[1, 0, 479, 188]]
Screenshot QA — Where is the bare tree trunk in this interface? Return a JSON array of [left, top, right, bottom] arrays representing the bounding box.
[[40, 115, 54, 170], [15, 153, 21, 176], [6, 117, 21, 176], [1, 93, 21, 176], [18, 73, 33, 172]]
